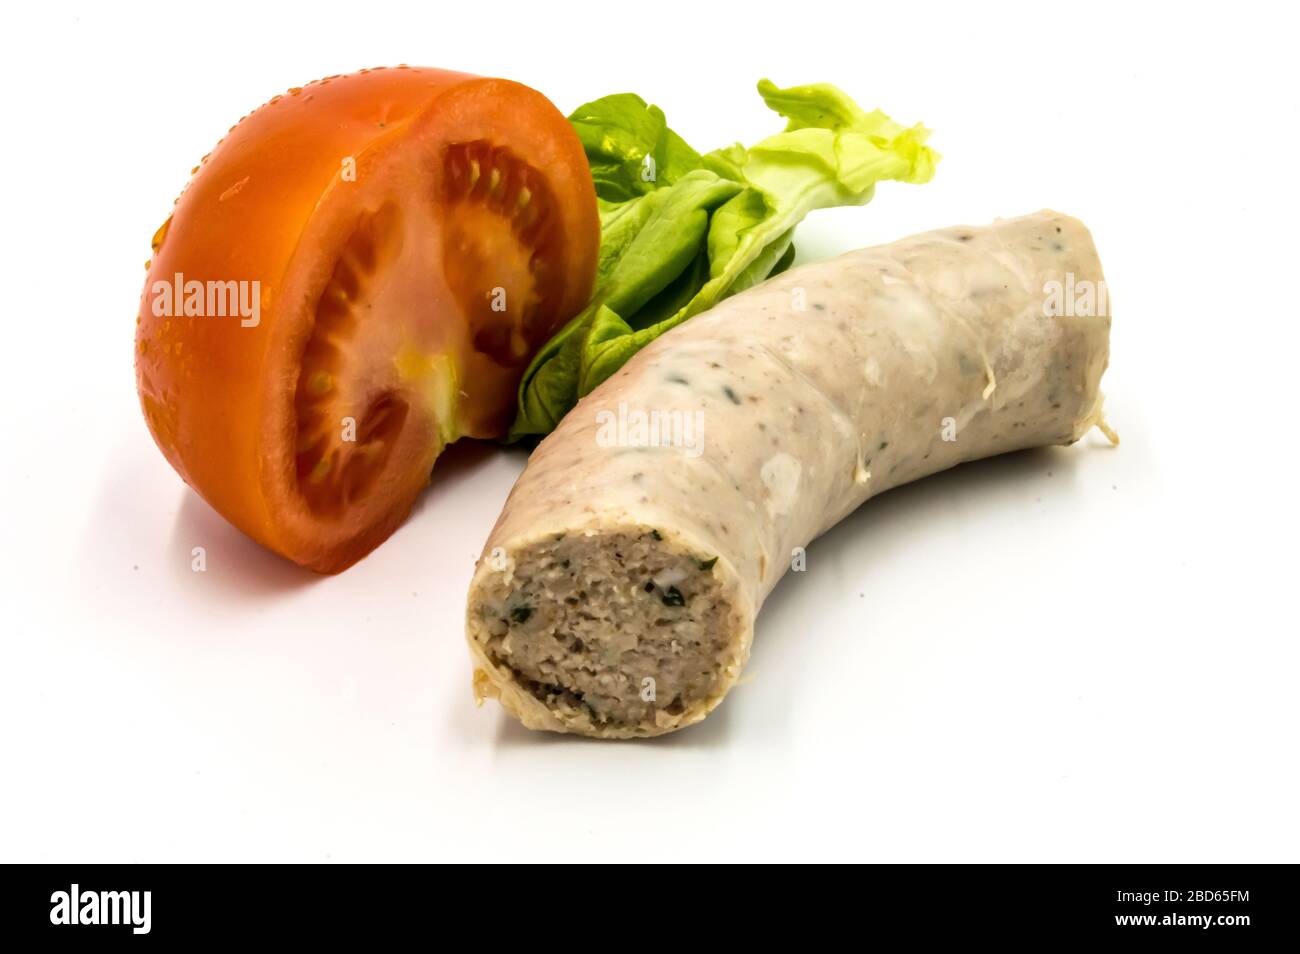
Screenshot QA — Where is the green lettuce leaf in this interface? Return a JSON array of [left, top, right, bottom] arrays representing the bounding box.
[[507, 79, 938, 441], [568, 93, 703, 202]]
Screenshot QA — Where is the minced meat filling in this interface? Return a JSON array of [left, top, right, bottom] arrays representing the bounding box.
[[471, 529, 734, 731]]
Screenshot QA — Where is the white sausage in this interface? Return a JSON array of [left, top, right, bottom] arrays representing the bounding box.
[[466, 211, 1113, 738]]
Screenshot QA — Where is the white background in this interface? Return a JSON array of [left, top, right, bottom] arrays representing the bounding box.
[[1, 1, 1296, 862]]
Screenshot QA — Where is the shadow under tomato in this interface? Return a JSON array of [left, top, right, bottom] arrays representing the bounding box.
[[166, 437, 517, 599], [407, 437, 523, 520], [168, 490, 322, 598]]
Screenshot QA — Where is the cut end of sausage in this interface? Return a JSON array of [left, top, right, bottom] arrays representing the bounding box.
[[466, 527, 746, 738]]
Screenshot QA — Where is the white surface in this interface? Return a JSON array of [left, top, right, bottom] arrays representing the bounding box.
[[2, 1, 1297, 862]]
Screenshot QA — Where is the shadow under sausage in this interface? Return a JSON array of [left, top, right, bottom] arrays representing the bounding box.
[[740, 444, 1091, 725]]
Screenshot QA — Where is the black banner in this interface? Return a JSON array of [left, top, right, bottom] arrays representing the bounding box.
[[3, 865, 1289, 943]]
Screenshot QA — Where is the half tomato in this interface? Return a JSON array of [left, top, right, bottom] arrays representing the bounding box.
[[136, 67, 598, 572]]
